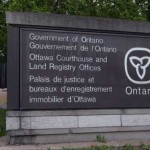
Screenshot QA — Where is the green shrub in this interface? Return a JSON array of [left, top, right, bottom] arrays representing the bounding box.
[[96, 134, 106, 143], [0, 109, 6, 137]]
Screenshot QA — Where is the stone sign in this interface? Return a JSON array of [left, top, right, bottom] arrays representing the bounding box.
[[19, 28, 150, 109], [6, 12, 150, 145]]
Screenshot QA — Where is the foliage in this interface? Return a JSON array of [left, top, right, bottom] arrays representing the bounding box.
[[6, 0, 149, 20], [0, 109, 6, 137], [140, 142, 150, 150], [0, 0, 7, 63], [0, 0, 150, 63], [96, 134, 106, 143], [122, 144, 137, 150], [47, 147, 51, 150]]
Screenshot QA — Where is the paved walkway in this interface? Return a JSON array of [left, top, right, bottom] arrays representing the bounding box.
[[0, 89, 7, 109], [1, 136, 150, 150]]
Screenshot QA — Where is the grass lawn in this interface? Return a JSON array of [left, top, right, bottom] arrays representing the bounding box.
[[0, 109, 6, 137]]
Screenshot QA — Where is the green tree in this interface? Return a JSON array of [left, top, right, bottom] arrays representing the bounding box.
[[0, 0, 7, 63], [6, 0, 149, 20], [0, 0, 149, 63]]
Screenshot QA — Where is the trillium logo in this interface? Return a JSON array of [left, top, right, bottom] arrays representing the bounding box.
[[124, 48, 150, 84], [129, 56, 150, 80]]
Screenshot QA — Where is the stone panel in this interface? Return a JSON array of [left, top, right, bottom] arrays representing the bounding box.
[[79, 115, 121, 128], [122, 115, 150, 126], [30, 116, 78, 129], [6, 117, 20, 130]]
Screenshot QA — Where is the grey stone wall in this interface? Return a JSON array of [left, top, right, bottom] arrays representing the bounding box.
[[7, 109, 150, 144]]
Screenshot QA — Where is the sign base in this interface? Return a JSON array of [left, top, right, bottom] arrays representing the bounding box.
[[7, 109, 150, 144]]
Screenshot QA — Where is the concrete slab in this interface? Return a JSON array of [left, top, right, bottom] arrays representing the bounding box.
[[6, 12, 150, 33], [30, 116, 78, 129], [79, 115, 121, 127], [122, 115, 150, 126], [6, 117, 20, 130], [7, 109, 150, 117]]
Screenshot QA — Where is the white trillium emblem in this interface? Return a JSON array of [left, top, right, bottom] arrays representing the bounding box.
[[129, 56, 150, 80]]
